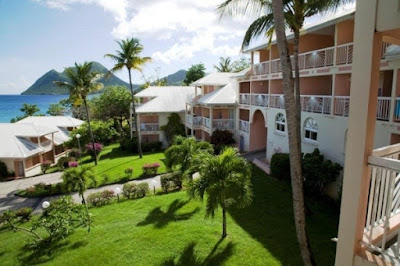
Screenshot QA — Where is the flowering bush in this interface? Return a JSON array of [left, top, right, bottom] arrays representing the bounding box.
[[86, 143, 103, 158], [68, 161, 79, 168], [122, 183, 149, 199], [41, 160, 52, 174], [87, 190, 115, 207], [68, 148, 81, 158], [142, 162, 161, 176], [124, 167, 134, 177]]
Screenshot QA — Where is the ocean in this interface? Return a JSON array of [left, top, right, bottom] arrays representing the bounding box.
[[0, 95, 70, 123]]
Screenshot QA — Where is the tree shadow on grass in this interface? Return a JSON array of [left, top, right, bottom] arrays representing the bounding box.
[[161, 239, 235, 266], [137, 199, 199, 228], [17, 238, 88, 265]]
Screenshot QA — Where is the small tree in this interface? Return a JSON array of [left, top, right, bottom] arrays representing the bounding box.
[[47, 103, 66, 116], [189, 147, 252, 238], [41, 160, 52, 174], [62, 166, 96, 206], [210, 129, 235, 154], [183, 64, 206, 85], [160, 113, 185, 145]]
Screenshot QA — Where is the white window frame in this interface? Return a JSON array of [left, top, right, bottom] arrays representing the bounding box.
[[304, 118, 318, 143], [275, 113, 286, 133]]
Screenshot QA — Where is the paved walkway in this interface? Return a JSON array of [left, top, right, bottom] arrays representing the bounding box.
[[0, 172, 162, 214]]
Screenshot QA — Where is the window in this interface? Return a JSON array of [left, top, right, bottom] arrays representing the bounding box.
[[304, 118, 318, 142], [275, 113, 286, 133]]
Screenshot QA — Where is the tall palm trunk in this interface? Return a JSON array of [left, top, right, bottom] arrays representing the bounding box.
[[128, 68, 143, 158], [271, 0, 316, 265], [293, 29, 302, 154], [222, 208, 227, 238], [83, 99, 98, 166]]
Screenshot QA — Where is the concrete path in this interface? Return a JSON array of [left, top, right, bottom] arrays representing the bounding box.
[[0, 173, 162, 214]]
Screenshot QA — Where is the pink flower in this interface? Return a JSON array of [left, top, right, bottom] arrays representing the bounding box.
[[68, 161, 79, 168]]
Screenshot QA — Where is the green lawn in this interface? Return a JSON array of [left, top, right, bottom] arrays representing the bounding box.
[[71, 143, 165, 184], [0, 166, 339, 265]]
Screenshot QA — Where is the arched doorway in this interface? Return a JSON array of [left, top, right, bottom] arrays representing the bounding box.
[[249, 110, 267, 151]]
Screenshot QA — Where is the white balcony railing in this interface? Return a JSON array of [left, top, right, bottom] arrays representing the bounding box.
[[213, 119, 235, 131], [203, 117, 211, 129], [140, 123, 159, 132], [186, 115, 192, 125], [193, 117, 202, 126], [334, 96, 350, 117], [251, 94, 269, 107], [239, 93, 251, 105], [270, 58, 281, 74], [300, 95, 332, 114], [239, 120, 250, 133], [298, 47, 334, 69], [376, 97, 391, 121], [363, 144, 400, 259], [269, 94, 285, 109], [336, 43, 353, 65], [253, 61, 270, 75], [394, 98, 400, 122]]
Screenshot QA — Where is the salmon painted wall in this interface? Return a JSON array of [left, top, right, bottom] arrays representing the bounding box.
[[140, 115, 158, 123], [336, 19, 354, 45], [381, 70, 393, 97], [335, 74, 351, 96], [240, 109, 250, 121], [260, 49, 269, 62], [142, 134, 159, 142], [203, 85, 215, 95], [298, 34, 334, 53], [251, 80, 269, 94], [202, 108, 210, 117], [250, 110, 267, 151], [213, 109, 232, 119], [270, 79, 283, 94], [300, 76, 332, 95], [194, 130, 202, 139], [240, 82, 250, 93], [193, 107, 202, 116], [396, 69, 400, 96]]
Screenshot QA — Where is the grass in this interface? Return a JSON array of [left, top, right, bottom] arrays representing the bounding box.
[[0, 165, 339, 265]]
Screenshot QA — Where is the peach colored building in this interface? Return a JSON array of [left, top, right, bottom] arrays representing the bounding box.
[[0, 116, 83, 177], [185, 73, 238, 141]]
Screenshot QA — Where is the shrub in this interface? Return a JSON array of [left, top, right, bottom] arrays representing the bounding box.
[[141, 141, 163, 152], [142, 162, 161, 176], [160, 171, 183, 192], [24, 182, 64, 197], [68, 161, 79, 168], [87, 190, 115, 207], [122, 183, 149, 199], [124, 167, 133, 177], [15, 207, 33, 221], [120, 137, 138, 152], [68, 148, 82, 158], [302, 149, 343, 197], [0, 161, 12, 180], [270, 153, 291, 181], [210, 130, 235, 154], [160, 113, 185, 145], [41, 160, 52, 174], [86, 143, 103, 157], [57, 156, 69, 170]]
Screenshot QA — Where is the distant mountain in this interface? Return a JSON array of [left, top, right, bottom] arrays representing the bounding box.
[[21, 62, 134, 95], [165, 70, 186, 85]]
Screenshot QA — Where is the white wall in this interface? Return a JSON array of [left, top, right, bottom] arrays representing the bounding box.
[[25, 164, 42, 177]]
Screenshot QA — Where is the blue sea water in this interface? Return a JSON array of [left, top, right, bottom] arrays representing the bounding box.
[[0, 95, 69, 123]]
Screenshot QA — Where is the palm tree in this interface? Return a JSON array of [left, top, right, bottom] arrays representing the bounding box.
[[164, 136, 214, 177], [20, 103, 40, 116], [214, 57, 234, 72], [105, 38, 151, 159], [62, 166, 96, 206], [189, 147, 252, 238], [219, 1, 349, 265], [54, 62, 103, 165]]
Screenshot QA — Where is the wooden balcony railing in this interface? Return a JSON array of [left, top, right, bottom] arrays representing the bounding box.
[[362, 144, 400, 259]]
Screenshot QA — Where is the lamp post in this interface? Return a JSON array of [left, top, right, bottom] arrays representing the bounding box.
[[151, 179, 157, 195], [42, 201, 50, 209], [114, 187, 121, 202], [76, 133, 82, 165]]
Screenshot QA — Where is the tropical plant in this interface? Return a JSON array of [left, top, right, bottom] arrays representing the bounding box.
[[54, 62, 103, 165], [62, 166, 96, 206], [163, 136, 213, 177], [214, 57, 234, 72], [41, 160, 52, 174], [67, 120, 119, 148], [219, 1, 348, 264], [183, 63, 206, 85], [160, 113, 186, 145], [105, 38, 152, 159], [188, 147, 252, 238], [210, 129, 235, 154], [46, 103, 66, 116], [20, 103, 40, 116]]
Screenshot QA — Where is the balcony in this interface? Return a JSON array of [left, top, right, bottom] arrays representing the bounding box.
[[251, 94, 269, 107], [203, 117, 211, 129], [252, 61, 270, 76], [300, 95, 331, 115], [186, 115, 192, 125], [333, 96, 391, 121], [362, 144, 400, 261], [140, 123, 159, 132], [239, 120, 250, 133], [213, 119, 235, 131], [239, 93, 251, 105]]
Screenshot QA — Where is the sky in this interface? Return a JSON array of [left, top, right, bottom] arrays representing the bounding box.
[[0, 0, 253, 94]]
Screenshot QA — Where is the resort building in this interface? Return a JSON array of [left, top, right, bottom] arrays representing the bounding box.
[[0, 116, 83, 178], [133, 86, 195, 147], [185, 72, 238, 141]]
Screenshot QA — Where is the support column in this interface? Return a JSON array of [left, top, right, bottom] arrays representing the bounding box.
[[389, 68, 398, 123], [209, 106, 213, 135], [335, 0, 382, 264], [331, 24, 339, 115]]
